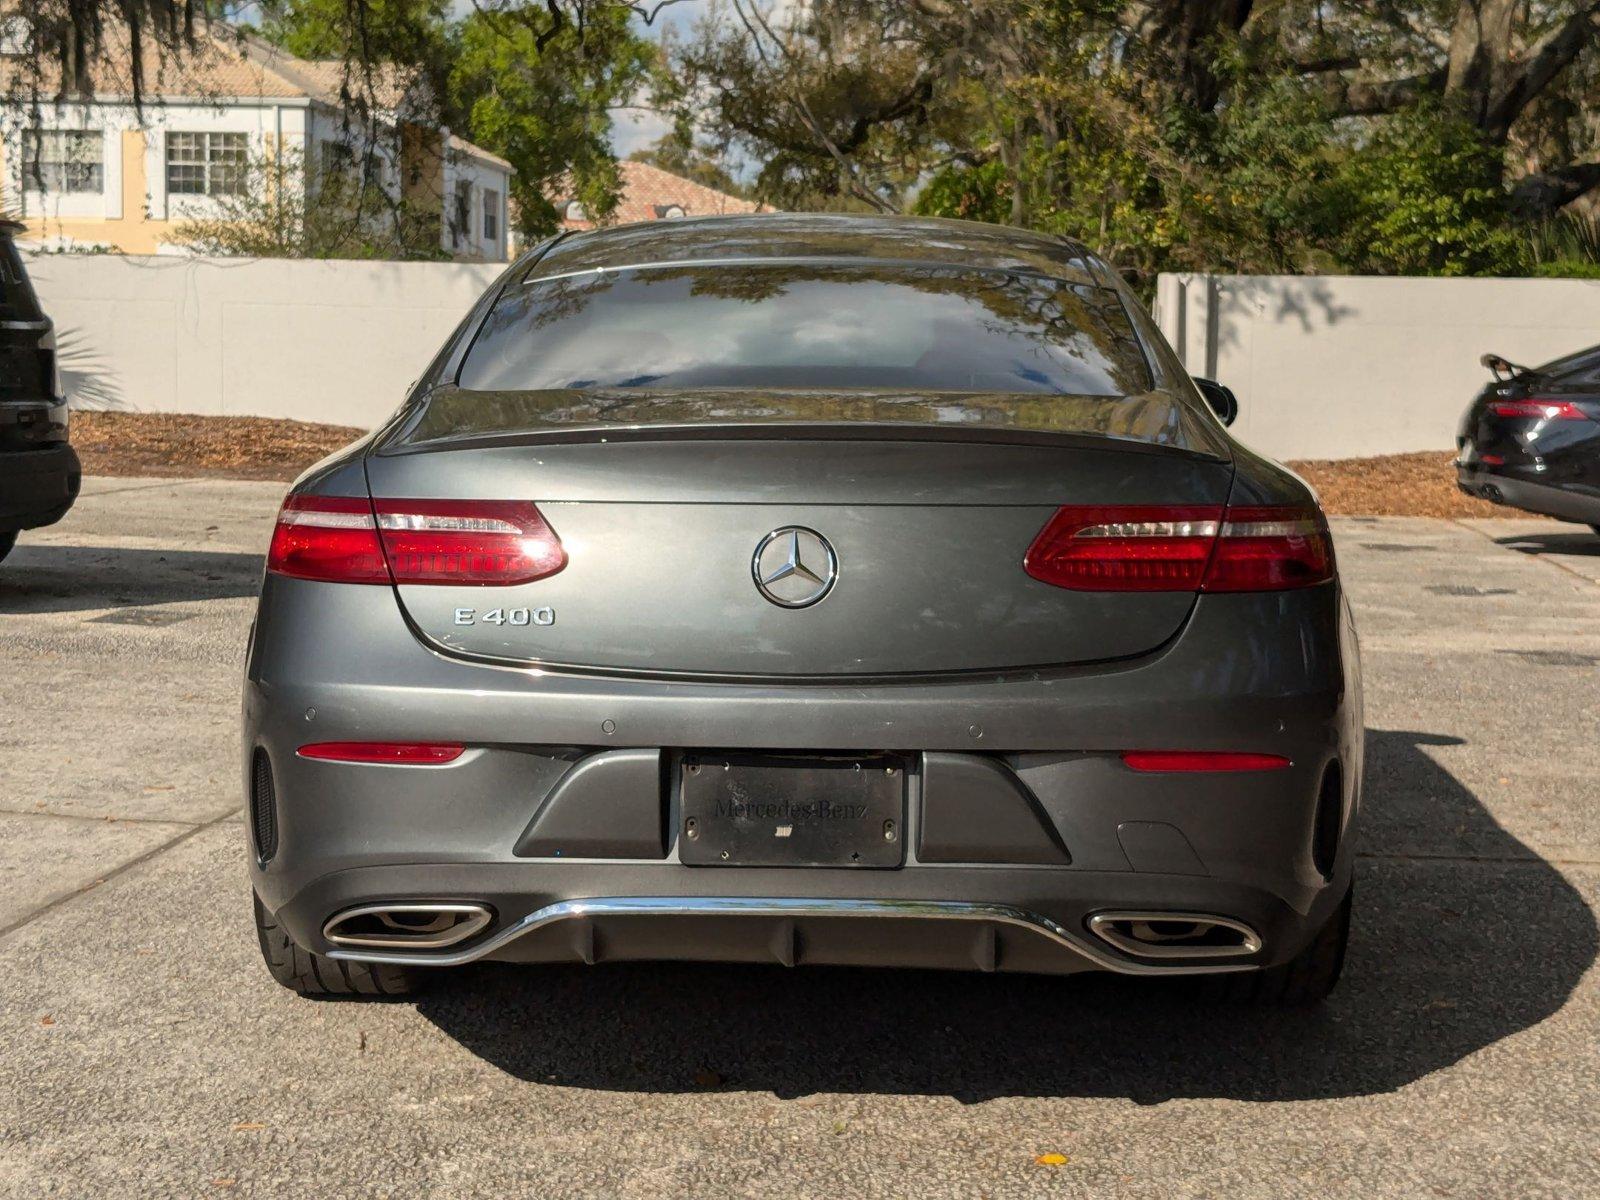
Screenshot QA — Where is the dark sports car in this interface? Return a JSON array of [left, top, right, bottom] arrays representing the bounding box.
[[1458, 345, 1600, 533], [244, 215, 1361, 1006]]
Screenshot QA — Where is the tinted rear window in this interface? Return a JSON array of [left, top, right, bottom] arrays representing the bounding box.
[[459, 263, 1152, 395], [1532, 344, 1600, 380]]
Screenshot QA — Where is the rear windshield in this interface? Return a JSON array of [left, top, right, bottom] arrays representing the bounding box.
[[458, 263, 1152, 395], [1532, 344, 1600, 382]]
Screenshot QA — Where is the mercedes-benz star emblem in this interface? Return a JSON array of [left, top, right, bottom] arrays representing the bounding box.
[[752, 527, 838, 609]]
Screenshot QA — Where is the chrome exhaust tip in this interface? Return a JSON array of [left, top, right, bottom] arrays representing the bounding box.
[[1087, 911, 1261, 960], [323, 903, 493, 951]]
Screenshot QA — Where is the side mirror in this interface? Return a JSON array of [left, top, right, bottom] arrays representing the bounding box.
[[1193, 377, 1238, 427]]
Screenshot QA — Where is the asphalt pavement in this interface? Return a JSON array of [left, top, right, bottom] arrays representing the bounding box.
[[1, 477, 1597, 1198]]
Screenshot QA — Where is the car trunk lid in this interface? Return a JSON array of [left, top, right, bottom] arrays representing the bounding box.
[[364, 391, 1234, 678]]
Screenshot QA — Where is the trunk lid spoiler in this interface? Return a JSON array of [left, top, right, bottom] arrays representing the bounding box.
[[377, 386, 1232, 462]]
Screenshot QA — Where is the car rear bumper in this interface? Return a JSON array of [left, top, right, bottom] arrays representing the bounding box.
[[289, 865, 1351, 978], [1456, 463, 1600, 524], [244, 575, 1362, 977], [0, 442, 81, 532]]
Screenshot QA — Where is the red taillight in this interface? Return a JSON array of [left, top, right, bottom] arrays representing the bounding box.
[[1121, 751, 1291, 772], [1023, 504, 1333, 593], [1023, 505, 1223, 591], [374, 499, 566, 585], [1489, 398, 1589, 420], [1202, 506, 1335, 592], [267, 495, 389, 583], [297, 742, 465, 764], [266, 495, 566, 586]]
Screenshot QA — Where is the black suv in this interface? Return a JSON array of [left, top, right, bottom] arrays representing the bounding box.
[[0, 220, 80, 562]]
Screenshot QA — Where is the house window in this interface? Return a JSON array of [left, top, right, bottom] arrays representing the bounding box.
[[657, 204, 686, 219], [564, 200, 586, 222], [320, 141, 353, 180], [166, 132, 248, 197], [452, 180, 472, 245], [22, 130, 103, 194], [482, 188, 499, 243], [1, 16, 33, 57], [320, 141, 382, 188]]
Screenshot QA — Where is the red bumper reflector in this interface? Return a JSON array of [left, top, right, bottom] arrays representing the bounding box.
[[297, 742, 466, 764], [1121, 751, 1292, 773]]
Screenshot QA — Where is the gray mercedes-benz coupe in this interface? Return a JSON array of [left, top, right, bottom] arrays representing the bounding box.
[[245, 214, 1361, 1005]]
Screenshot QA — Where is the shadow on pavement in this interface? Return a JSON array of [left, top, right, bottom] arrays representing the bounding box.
[[1494, 529, 1600, 557], [0, 544, 262, 614], [419, 729, 1596, 1103]]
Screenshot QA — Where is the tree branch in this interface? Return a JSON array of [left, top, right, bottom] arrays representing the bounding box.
[[1487, 0, 1600, 139], [1356, 0, 1452, 54], [730, 0, 899, 212], [1317, 67, 1446, 116], [625, 0, 692, 25], [534, 0, 565, 52], [1294, 54, 1365, 74], [1509, 160, 1600, 219]]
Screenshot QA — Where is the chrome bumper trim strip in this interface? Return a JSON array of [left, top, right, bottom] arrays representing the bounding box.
[[326, 896, 1260, 976]]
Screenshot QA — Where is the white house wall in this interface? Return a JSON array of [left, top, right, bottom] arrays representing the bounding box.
[[442, 149, 511, 262], [140, 100, 309, 224], [1, 98, 310, 251]]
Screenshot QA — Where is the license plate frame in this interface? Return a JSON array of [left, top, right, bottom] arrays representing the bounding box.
[[679, 753, 906, 868]]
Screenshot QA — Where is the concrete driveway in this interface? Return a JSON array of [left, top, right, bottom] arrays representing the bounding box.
[[2, 477, 1598, 1198]]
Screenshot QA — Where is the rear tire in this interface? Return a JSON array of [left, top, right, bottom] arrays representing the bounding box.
[[0, 531, 16, 564], [1200, 883, 1352, 1006], [253, 892, 423, 998]]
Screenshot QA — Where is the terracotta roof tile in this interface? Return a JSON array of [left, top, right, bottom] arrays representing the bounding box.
[[556, 160, 769, 229], [0, 18, 510, 175], [0, 18, 421, 111]]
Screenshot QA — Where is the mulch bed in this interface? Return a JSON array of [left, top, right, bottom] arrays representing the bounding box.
[[71, 411, 365, 483], [68, 413, 1529, 519], [1286, 451, 1523, 519]]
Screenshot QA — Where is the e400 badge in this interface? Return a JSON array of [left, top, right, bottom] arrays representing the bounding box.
[[453, 607, 554, 627]]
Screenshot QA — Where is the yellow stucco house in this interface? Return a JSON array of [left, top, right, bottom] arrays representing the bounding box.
[[0, 20, 513, 261]]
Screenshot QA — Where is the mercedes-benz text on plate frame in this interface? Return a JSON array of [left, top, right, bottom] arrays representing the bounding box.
[[244, 213, 1361, 1006], [752, 527, 838, 609]]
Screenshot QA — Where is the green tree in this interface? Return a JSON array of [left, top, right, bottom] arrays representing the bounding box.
[[254, 0, 666, 239], [1333, 105, 1524, 275], [676, 0, 1600, 281], [450, 4, 660, 237]]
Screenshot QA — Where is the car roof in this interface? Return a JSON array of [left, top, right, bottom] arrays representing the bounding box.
[[525, 213, 1106, 288]]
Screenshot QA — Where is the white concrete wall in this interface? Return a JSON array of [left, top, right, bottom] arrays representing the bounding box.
[[1154, 273, 1600, 460], [32, 256, 1600, 452], [28, 253, 502, 427]]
